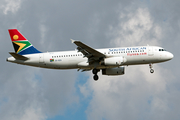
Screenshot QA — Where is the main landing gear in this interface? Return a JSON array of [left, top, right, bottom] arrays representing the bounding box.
[[92, 68, 100, 81], [149, 63, 154, 73]]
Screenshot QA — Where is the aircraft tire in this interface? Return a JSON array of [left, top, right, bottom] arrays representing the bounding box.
[[93, 74, 99, 81], [150, 69, 154, 73]]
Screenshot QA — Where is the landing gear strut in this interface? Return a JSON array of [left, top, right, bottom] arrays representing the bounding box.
[[92, 68, 100, 81], [149, 63, 154, 73]]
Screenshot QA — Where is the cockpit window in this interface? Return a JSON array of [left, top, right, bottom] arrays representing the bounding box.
[[159, 49, 166, 51]]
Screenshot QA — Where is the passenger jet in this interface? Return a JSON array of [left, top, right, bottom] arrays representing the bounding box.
[[7, 29, 174, 80]]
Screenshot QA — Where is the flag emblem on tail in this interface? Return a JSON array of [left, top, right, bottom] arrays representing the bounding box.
[[13, 39, 32, 53], [8, 29, 41, 55]]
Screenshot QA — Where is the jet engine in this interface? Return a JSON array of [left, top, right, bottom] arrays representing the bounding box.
[[102, 67, 125, 75], [102, 57, 126, 66]]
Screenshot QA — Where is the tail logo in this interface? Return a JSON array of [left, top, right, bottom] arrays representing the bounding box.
[[13, 35, 19, 40], [9, 29, 42, 55]]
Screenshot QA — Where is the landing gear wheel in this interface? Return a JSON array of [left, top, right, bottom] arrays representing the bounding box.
[[149, 63, 154, 74], [150, 69, 154, 73], [92, 69, 100, 80], [93, 74, 99, 81]]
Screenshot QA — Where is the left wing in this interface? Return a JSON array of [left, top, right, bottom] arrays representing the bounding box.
[[71, 39, 106, 63]]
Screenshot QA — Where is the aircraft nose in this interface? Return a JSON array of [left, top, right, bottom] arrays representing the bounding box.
[[167, 52, 174, 60]]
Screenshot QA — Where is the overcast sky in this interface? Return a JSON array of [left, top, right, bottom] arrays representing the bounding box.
[[0, 0, 179, 120]]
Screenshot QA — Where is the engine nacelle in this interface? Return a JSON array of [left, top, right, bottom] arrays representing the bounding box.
[[103, 57, 126, 66], [102, 67, 125, 75]]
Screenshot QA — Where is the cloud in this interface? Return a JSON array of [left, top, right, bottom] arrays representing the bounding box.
[[0, 67, 78, 120], [19, 107, 46, 120], [107, 8, 162, 47], [0, 0, 22, 15], [39, 23, 48, 46], [0, 68, 46, 120]]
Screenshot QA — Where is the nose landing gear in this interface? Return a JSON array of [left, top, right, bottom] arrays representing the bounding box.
[[92, 68, 100, 81], [149, 63, 154, 73]]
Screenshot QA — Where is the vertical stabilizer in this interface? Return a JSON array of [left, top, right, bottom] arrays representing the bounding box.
[[8, 29, 42, 55]]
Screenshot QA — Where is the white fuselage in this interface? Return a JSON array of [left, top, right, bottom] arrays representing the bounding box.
[[7, 46, 173, 70]]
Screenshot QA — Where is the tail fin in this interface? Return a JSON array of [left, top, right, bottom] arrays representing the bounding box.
[[8, 29, 42, 55]]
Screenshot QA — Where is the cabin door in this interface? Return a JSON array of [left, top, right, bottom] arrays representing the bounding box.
[[148, 47, 154, 56], [39, 54, 44, 63]]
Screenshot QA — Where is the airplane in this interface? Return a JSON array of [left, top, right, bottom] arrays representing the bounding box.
[[7, 29, 174, 81]]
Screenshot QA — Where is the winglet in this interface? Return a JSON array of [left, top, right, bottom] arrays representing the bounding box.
[[71, 39, 75, 43]]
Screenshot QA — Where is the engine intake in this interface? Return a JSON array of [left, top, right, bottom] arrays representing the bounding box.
[[102, 67, 125, 75]]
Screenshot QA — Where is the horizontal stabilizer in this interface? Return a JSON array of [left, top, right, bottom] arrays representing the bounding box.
[[9, 52, 29, 60]]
